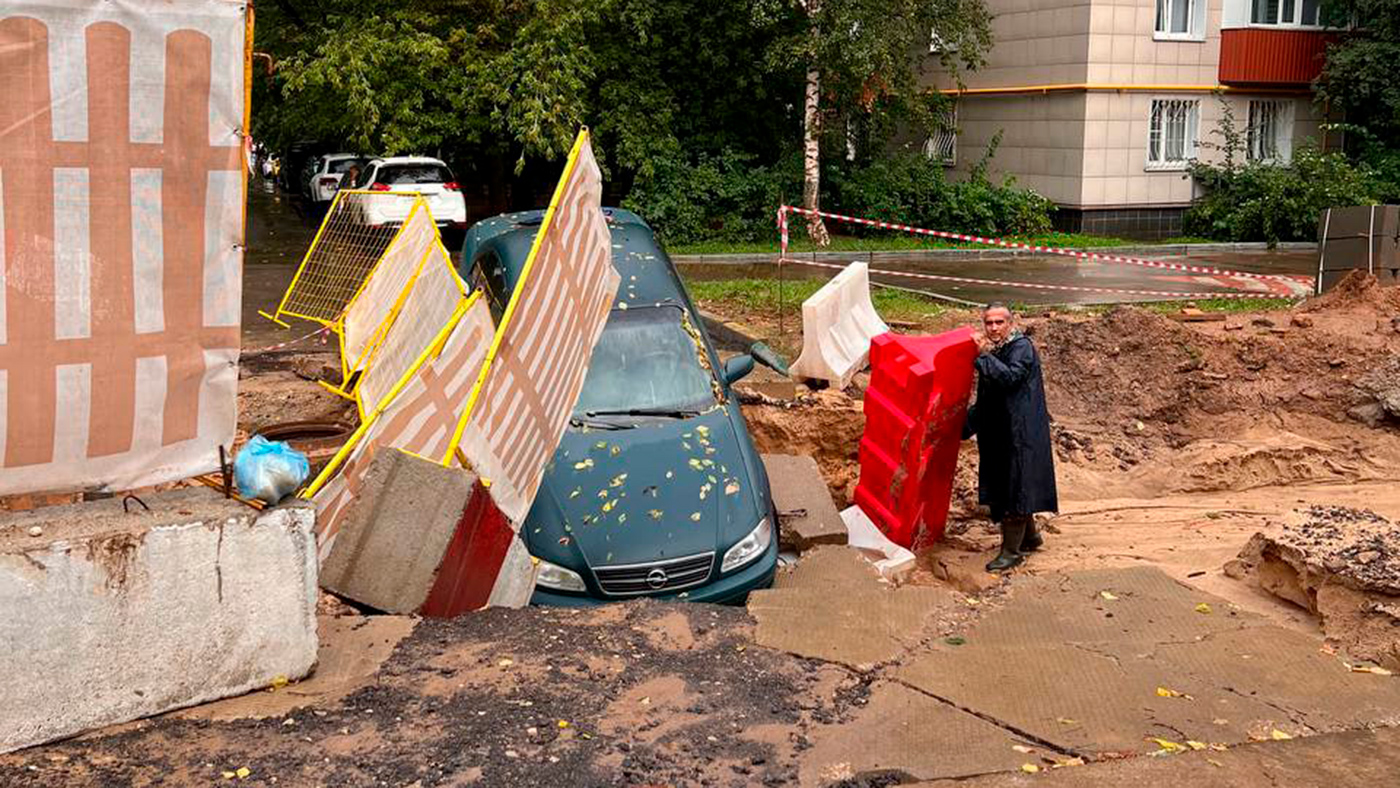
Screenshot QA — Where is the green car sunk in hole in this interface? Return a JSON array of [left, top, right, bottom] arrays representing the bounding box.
[[458, 208, 777, 605]]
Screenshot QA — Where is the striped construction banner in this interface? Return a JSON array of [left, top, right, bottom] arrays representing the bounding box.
[[0, 2, 248, 495], [450, 130, 620, 523], [313, 297, 495, 561]]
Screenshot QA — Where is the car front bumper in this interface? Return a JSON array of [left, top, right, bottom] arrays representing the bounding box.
[[530, 539, 777, 608]]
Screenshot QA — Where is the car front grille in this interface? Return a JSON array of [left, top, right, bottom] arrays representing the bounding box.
[[592, 552, 715, 597]]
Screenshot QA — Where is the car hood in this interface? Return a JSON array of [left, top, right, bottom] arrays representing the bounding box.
[[524, 405, 765, 570]]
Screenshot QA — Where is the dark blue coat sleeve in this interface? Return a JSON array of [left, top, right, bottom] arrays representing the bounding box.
[[974, 341, 1035, 388]]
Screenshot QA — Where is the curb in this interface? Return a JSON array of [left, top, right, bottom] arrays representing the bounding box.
[[673, 242, 1317, 266], [700, 310, 765, 349]]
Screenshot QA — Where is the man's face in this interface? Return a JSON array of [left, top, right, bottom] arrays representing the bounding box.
[[983, 307, 1012, 343]]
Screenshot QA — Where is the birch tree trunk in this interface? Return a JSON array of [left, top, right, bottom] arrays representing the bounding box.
[[799, 0, 829, 246]]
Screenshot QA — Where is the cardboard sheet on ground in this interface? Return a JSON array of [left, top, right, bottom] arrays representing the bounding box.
[[313, 299, 494, 560], [0, 1, 248, 495], [451, 131, 620, 522], [790, 262, 889, 388]]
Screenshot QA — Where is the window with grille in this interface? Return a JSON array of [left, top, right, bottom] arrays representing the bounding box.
[[1146, 99, 1199, 170], [923, 105, 957, 166], [1247, 100, 1293, 163], [1251, 0, 1321, 26]]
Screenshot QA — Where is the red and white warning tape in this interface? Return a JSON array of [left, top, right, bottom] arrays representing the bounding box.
[[778, 205, 1311, 285], [243, 324, 334, 354], [779, 257, 1290, 301]]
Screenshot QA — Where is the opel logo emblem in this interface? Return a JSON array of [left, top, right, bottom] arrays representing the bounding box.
[[646, 568, 669, 589]]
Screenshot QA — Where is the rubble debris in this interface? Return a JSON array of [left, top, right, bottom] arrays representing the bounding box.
[[1227, 506, 1400, 670]]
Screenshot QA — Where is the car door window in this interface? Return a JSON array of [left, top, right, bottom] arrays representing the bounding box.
[[469, 252, 509, 322]]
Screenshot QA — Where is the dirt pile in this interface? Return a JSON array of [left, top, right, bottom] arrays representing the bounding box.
[[237, 349, 357, 444], [742, 388, 866, 505], [1227, 505, 1400, 670]]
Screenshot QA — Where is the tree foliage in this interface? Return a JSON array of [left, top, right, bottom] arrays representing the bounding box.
[[1316, 0, 1400, 141]]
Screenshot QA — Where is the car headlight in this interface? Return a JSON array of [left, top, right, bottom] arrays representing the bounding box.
[[535, 558, 587, 592], [721, 517, 772, 573]]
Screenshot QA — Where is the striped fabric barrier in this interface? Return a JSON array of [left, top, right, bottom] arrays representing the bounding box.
[[0, 3, 249, 495], [779, 205, 1312, 286], [311, 298, 495, 560], [449, 130, 621, 523]]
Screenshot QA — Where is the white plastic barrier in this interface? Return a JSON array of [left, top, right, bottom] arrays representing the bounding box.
[[789, 261, 889, 388]]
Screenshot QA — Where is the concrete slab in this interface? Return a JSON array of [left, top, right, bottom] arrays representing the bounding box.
[[762, 453, 848, 551], [897, 566, 1400, 757], [913, 725, 1400, 787], [320, 449, 477, 613], [748, 546, 954, 668], [799, 681, 1028, 786], [0, 489, 318, 754]]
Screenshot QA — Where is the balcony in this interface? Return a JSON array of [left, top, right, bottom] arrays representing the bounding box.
[[1219, 28, 1335, 86]]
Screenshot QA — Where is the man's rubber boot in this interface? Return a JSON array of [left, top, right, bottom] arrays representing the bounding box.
[[986, 518, 1027, 573], [1021, 518, 1044, 553]]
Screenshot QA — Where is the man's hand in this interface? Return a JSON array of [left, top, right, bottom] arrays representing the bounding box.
[[973, 330, 992, 354]]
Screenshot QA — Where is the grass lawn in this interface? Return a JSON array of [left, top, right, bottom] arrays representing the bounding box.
[[670, 232, 1219, 256], [685, 277, 1297, 320]]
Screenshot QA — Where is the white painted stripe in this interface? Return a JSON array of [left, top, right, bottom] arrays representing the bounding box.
[[53, 363, 91, 463], [130, 356, 167, 455], [203, 170, 242, 327], [46, 23, 88, 142], [131, 169, 165, 334], [128, 30, 166, 144], [0, 167, 6, 346], [52, 168, 91, 340]]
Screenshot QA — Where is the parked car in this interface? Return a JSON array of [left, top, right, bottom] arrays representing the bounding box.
[[309, 153, 368, 203], [278, 140, 324, 194], [348, 156, 468, 245], [458, 208, 778, 606]]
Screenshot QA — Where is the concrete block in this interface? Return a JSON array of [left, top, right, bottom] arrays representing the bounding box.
[[320, 449, 477, 613], [790, 262, 889, 389], [761, 454, 847, 551], [0, 488, 318, 754], [320, 449, 534, 617]]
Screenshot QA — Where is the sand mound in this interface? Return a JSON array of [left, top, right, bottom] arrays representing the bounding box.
[[1303, 270, 1400, 315]]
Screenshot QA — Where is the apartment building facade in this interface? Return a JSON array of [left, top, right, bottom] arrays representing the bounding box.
[[931, 0, 1335, 237]]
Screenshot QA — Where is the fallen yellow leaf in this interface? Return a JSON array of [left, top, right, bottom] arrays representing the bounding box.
[[1186, 740, 1207, 750], [1021, 764, 1040, 773], [1271, 729, 1293, 741], [1149, 737, 1185, 752], [1155, 686, 1179, 698], [1011, 744, 1035, 754], [1350, 664, 1394, 676], [222, 772, 236, 780], [235, 767, 250, 779], [1207, 758, 1224, 768], [1056, 717, 1078, 725], [270, 674, 289, 690], [1052, 757, 1085, 768], [558, 720, 570, 728], [1100, 591, 1119, 601], [1195, 603, 1213, 614]]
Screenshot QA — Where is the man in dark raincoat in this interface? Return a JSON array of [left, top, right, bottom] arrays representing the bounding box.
[[962, 303, 1058, 571]]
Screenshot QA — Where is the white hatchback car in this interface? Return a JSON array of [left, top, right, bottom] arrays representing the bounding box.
[[349, 156, 468, 235], [309, 153, 369, 203]]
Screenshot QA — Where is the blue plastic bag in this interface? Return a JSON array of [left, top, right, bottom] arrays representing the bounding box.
[[234, 435, 311, 504]]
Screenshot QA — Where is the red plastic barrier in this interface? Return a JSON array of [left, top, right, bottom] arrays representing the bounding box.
[[854, 328, 978, 548]]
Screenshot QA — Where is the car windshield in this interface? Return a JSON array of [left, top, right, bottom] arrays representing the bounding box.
[[377, 164, 453, 185], [572, 305, 717, 418], [328, 157, 366, 174]]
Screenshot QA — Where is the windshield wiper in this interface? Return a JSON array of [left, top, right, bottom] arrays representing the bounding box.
[[569, 416, 632, 431], [585, 407, 702, 419]]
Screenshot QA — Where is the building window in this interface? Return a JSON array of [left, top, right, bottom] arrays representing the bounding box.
[[1147, 99, 1199, 170], [1155, 0, 1202, 38], [1247, 100, 1293, 162], [923, 105, 957, 166], [1251, 0, 1321, 26]]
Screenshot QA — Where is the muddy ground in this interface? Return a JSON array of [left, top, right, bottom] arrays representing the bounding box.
[[6, 266, 1400, 785]]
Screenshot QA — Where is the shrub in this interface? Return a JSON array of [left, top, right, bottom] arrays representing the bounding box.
[[622, 149, 801, 244]]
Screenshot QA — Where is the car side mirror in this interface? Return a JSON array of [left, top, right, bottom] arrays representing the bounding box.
[[723, 354, 755, 385]]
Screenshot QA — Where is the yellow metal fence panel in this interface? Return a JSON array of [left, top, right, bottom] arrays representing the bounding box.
[[270, 190, 424, 326]]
